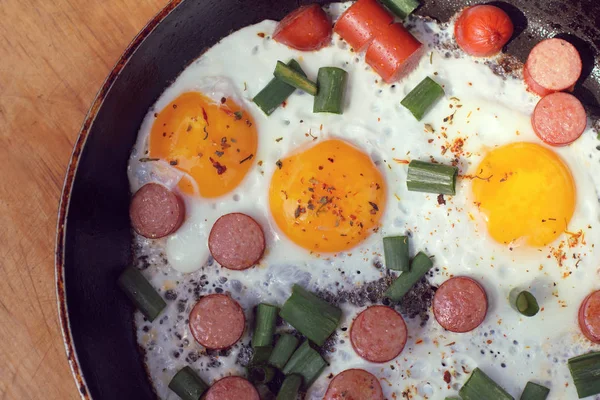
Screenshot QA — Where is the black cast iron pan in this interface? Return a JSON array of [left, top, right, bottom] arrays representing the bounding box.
[[55, 0, 600, 398]]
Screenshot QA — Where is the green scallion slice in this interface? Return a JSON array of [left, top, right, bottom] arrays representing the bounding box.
[[520, 381, 550, 400], [282, 341, 326, 389], [384, 252, 433, 301], [383, 235, 410, 271], [254, 59, 306, 115], [279, 285, 342, 346], [568, 351, 600, 398], [117, 266, 166, 322], [459, 368, 514, 400], [253, 303, 279, 347], [407, 160, 458, 195], [251, 346, 273, 366], [401, 77, 445, 120], [168, 366, 208, 400], [274, 61, 318, 96], [269, 333, 300, 370], [514, 291, 540, 317], [380, 0, 420, 19], [248, 365, 276, 384], [313, 67, 348, 114], [276, 374, 303, 400]]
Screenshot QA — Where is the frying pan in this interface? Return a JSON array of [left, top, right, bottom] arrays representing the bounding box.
[[55, 0, 600, 398]]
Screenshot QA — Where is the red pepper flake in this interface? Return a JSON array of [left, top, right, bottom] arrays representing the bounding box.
[[209, 157, 227, 175], [276, 160, 283, 169], [282, 101, 287, 108], [294, 205, 306, 218], [239, 154, 254, 164], [369, 202, 379, 214], [437, 194, 446, 205], [393, 158, 410, 164], [328, 158, 334, 163], [220, 97, 227, 104], [443, 371, 451, 384], [202, 107, 209, 125], [257, 32, 266, 38]]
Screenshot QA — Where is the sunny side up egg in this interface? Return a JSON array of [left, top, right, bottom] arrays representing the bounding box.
[[128, 2, 600, 399]]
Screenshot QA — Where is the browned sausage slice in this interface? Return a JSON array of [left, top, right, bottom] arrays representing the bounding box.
[[189, 294, 245, 350], [324, 369, 383, 400], [129, 183, 185, 239], [525, 38, 582, 93], [433, 276, 487, 333], [523, 64, 554, 97], [579, 290, 600, 344], [350, 305, 407, 363], [205, 376, 259, 400], [531, 92, 587, 146], [208, 213, 265, 270]]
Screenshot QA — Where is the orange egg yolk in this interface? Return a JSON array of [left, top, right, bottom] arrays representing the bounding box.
[[149, 92, 257, 198], [472, 142, 575, 247], [269, 139, 386, 253]]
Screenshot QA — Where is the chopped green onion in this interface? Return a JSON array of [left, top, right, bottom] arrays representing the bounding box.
[[251, 346, 273, 366], [384, 252, 433, 301], [269, 333, 300, 369], [383, 236, 410, 271], [274, 61, 318, 96], [520, 381, 550, 400], [313, 67, 348, 114], [459, 368, 514, 400], [401, 77, 445, 120], [514, 291, 540, 317], [282, 341, 327, 389], [253, 303, 279, 347], [407, 160, 458, 195], [254, 59, 306, 115], [248, 365, 276, 384], [568, 351, 600, 398], [168, 366, 208, 400], [379, 0, 420, 19], [277, 374, 302, 400], [279, 285, 342, 346], [117, 266, 166, 322]]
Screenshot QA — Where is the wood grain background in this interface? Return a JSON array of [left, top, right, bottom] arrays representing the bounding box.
[[0, 1, 169, 398]]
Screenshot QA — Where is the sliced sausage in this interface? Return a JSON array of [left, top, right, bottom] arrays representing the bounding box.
[[208, 213, 266, 270], [129, 183, 185, 239], [324, 369, 383, 400], [334, 0, 393, 52], [579, 291, 600, 344], [525, 38, 582, 93], [531, 92, 587, 146], [433, 276, 487, 333], [205, 376, 259, 400], [523, 64, 554, 97], [273, 4, 332, 51], [189, 294, 245, 350], [350, 305, 407, 363], [365, 23, 424, 83]]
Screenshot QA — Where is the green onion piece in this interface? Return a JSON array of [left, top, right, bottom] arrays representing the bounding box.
[[277, 374, 303, 400], [459, 368, 514, 400], [251, 346, 273, 366], [568, 351, 600, 398], [520, 381, 550, 400], [407, 160, 458, 195], [168, 366, 208, 400], [269, 333, 300, 369], [117, 266, 166, 322], [313, 67, 348, 114], [379, 0, 420, 18], [384, 252, 433, 301], [515, 291, 540, 317], [279, 285, 342, 346], [248, 365, 276, 384], [401, 77, 445, 120], [253, 303, 279, 348], [254, 59, 306, 115], [282, 341, 327, 389], [274, 61, 318, 96], [383, 236, 410, 271]]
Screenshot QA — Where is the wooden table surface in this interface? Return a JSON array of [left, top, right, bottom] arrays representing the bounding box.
[[0, 1, 169, 398]]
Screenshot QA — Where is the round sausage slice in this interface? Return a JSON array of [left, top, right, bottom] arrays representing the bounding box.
[[208, 213, 265, 270], [579, 291, 600, 344], [129, 183, 185, 239], [523, 64, 554, 97], [189, 294, 245, 350], [350, 305, 407, 363], [324, 369, 383, 400], [525, 38, 582, 93], [531, 92, 587, 146], [205, 376, 259, 400], [433, 277, 488, 333]]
